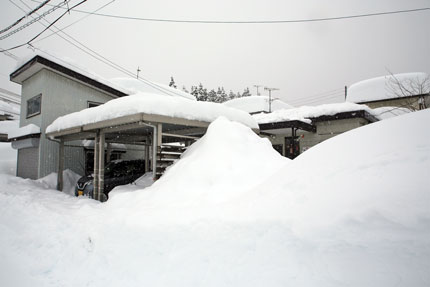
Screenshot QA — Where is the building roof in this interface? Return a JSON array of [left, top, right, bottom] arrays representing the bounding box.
[[10, 52, 196, 101], [347, 72, 430, 104], [11, 54, 129, 98], [253, 102, 378, 124], [223, 95, 293, 114]]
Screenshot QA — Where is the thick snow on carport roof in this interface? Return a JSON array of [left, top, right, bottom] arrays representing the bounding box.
[[46, 93, 258, 133], [347, 72, 430, 103]]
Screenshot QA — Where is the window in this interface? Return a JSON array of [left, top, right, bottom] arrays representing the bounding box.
[[87, 101, 103, 108], [27, 94, 41, 118]]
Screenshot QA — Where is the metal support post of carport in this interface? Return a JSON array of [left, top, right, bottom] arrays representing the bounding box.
[[56, 139, 64, 191]]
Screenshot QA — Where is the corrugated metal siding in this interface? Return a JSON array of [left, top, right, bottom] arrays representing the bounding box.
[[18, 68, 117, 178], [17, 147, 39, 179]]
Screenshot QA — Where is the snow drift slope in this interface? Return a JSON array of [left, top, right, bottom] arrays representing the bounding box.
[[0, 111, 429, 287], [106, 116, 290, 221]]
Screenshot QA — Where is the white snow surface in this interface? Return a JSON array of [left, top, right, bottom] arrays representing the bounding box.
[[0, 120, 19, 135], [371, 106, 411, 120], [8, 123, 40, 139], [253, 102, 374, 124], [1, 111, 430, 286], [223, 95, 293, 113], [111, 77, 196, 101], [0, 142, 16, 175], [347, 72, 430, 103], [16, 51, 130, 95], [46, 93, 258, 133]]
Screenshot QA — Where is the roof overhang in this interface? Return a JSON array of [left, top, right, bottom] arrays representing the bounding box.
[[310, 110, 378, 123], [259, 119, 316, 135], [10, 55, 128, 98], [46, 112, 219, 143]]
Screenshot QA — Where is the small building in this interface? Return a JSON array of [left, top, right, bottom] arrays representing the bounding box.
[[253, 103, 379, 159], [347, 72, 430, 110], [8, 53, 196, 179]]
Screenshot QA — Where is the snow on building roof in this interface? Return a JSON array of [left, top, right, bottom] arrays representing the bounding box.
[[12, 51, 130, 96], [110, 77, 196, 101], [46, 93, 258, 134], [12, 51, 195, 101], [223, 95, 293, 114], [253, 102, 375, 124], [347, 72, 430, 103], [8, 124, 40, 139]]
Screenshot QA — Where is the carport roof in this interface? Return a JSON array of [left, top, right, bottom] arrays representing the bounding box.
[[46, 93, 258, 140]]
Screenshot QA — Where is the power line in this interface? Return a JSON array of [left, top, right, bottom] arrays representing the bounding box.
[[27, 2, 430, 24], [289, 89, 345, 105], [7, 1, 189, 98], [0, 0, 87, 52], [0, 0, 51, 35], [33, 0, 115, 43], [1, 0, 68, 40]]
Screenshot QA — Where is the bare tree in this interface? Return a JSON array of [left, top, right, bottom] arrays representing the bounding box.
[[386, 72, 430, 111]]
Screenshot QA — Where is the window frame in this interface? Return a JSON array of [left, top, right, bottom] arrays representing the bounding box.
[[26, 94, 42, 118]]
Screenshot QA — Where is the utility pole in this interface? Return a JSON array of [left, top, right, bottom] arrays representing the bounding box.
[[264, 87, 279, 113], [344, 85, 348, 101], [254, 84, 262, 96], [137, 67, 141, 79]]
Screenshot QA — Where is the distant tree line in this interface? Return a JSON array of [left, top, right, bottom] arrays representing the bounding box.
[[169, 77, 251, 103]]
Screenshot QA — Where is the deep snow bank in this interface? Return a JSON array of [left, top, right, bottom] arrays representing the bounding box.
[[107, 117, 289, 219], [1, 111, 429, 287]]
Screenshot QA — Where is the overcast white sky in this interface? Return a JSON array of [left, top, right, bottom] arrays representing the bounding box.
[[0, 0, 429, 106]]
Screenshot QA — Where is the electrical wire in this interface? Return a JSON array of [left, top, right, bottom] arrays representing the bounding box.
[[28, 1, 430, 24], [0, 0, 51, 35], [7, 0, 190, 98], [0, 0, 87, 52], [1, 0, 68, 40]]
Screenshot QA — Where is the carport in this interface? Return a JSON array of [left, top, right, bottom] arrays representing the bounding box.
[[45, 94, 258, 202], [47, 113, 210, 201]]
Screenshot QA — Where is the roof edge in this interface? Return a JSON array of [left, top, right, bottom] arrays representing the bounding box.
[[10, 55, 128, 98]]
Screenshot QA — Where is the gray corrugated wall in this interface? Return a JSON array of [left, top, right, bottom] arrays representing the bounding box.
[[17, 147, 39, 179], [19, 68, 118, 178]]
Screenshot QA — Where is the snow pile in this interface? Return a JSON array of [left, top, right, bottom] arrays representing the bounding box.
[[111, 77, 196, 101], [223, 95, 293, 113], [1, 111, 430, 286], [347, 72, 430, 103], [46, 93, 258, 133], [0, 142, 16, 175], [37, 169, 82, 196], [371, 106, 411, 120], [253, 102, 374, 123], [8, 123, 40, 139], [108, 172, 154, 198]]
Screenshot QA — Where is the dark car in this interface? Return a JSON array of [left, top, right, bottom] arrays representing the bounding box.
[[75, 159, 145, 199]]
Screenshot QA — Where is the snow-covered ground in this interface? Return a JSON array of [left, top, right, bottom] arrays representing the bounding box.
[[0, 110, 429, 287], [0, 142, 16, 175]]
